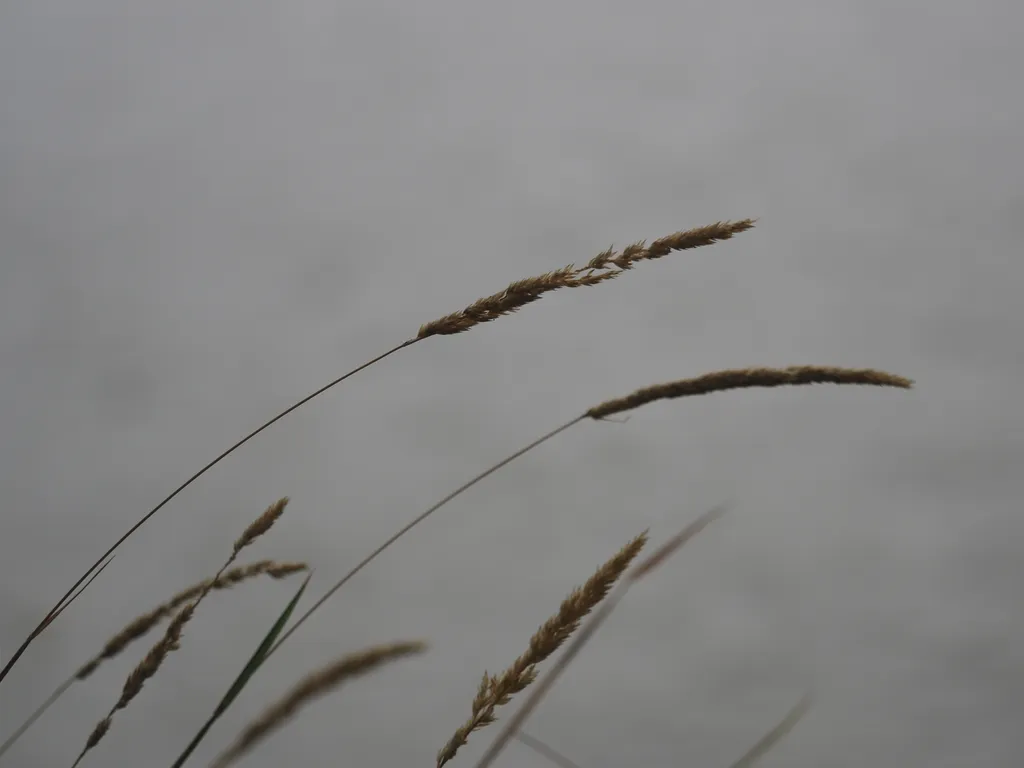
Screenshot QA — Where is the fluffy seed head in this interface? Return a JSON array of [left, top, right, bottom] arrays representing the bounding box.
[[587, 366, 913, 420], [437, 532, 648, 767], [211, 641, 427, 768], [234, 497, 289, 555]]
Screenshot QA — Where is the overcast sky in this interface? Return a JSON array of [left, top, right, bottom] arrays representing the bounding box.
[[1, 1, 1022, 767]]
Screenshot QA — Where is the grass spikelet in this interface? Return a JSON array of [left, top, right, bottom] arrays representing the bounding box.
[[473, 507, 725, 768], [416, 266, 616, 338], [210, 641, 427, 768], [586, 366, 914, 420], [70, 500, 294, 766], [584, 219, 756, 272], [115, 605, 193, 711], [71, 607, 195, 767], [0, 562, 308, 762], [75, 560, 306, 681], [233, 498, 288, 556], [436, 532, 648, 767], [417, 219, 754, 338]]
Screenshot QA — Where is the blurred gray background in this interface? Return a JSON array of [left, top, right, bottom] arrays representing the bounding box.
[[1, 1, 1021, 766]]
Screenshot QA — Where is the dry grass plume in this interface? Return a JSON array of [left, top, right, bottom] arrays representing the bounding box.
[[587, 366, 914, 420], [210, 641, 428, 768], [437, 532, 648, 767], [473, 507, 726, 768], [71, 498, 292, 767], [417, 220, 755, 338], [0, 561, 307, 762], [76, 560, 307, 681]]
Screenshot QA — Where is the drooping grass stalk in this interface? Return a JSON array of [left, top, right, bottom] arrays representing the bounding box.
[[262, 366, 911, 662], [0, 220, 754, 687], [70, 499, 291, 767], [473, 506, 727, 768]]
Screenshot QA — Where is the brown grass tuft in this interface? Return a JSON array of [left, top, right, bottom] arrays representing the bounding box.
[[234, 497, 289, 556], [587, 366, 914, 420], [473, 507, 725, 768], [72, 499, 295, 766], [417, 219, 755, 338], [210, 641, 428, 768], [0, 562, 309, 762], [75, 560, 306, 681], [115, 604, 193, 710], [72, 607, 196, 767], [584, 219, 756, 272], [436, 532, 648, 767], [83, 717, 110, 751]]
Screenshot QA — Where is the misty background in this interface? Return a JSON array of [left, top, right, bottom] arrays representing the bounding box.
[[1, 1, 1021, 766]]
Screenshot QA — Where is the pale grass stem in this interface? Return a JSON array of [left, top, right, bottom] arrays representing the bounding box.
[[208, 641, 428, 768], [264, 365, 911, 664], [509, 693, 810, 768], [514, 732, 584, 768], [436, 533, 648, 767], [728, 693, 812, 768], [0, 561, 307, 761], [2, 219, 751, 686], [70, 499, 291, 768], [473, 506, 726, 768]]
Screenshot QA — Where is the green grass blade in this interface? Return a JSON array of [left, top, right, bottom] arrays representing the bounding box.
[[169, 572, 311, 768]]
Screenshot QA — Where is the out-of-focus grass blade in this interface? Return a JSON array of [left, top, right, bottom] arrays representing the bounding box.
[[728, 693, 812, 768], [169, 572, 311, 768]]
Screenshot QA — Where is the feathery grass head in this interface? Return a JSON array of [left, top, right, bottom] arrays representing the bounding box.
[[472, 507, 725, 768], [116, 604, 193, 711], [0, 561, 309, 763], [417, 219, 754, 338], [437, 532, 648, 767], [72, 499, 298, 766], [585, 219, 756, 272], [75, 560, 307, 681], [234, 497, 289, 556], [587, 365, 914, 420], [73, 605, 197, 766], [210, 641, 427, 768]]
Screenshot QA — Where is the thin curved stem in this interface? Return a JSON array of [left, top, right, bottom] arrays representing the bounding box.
[[267, 414, 587, 656], [515, 732, 584, 768], [0, 338, 417, 687], [0, 675, 74, 759]]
